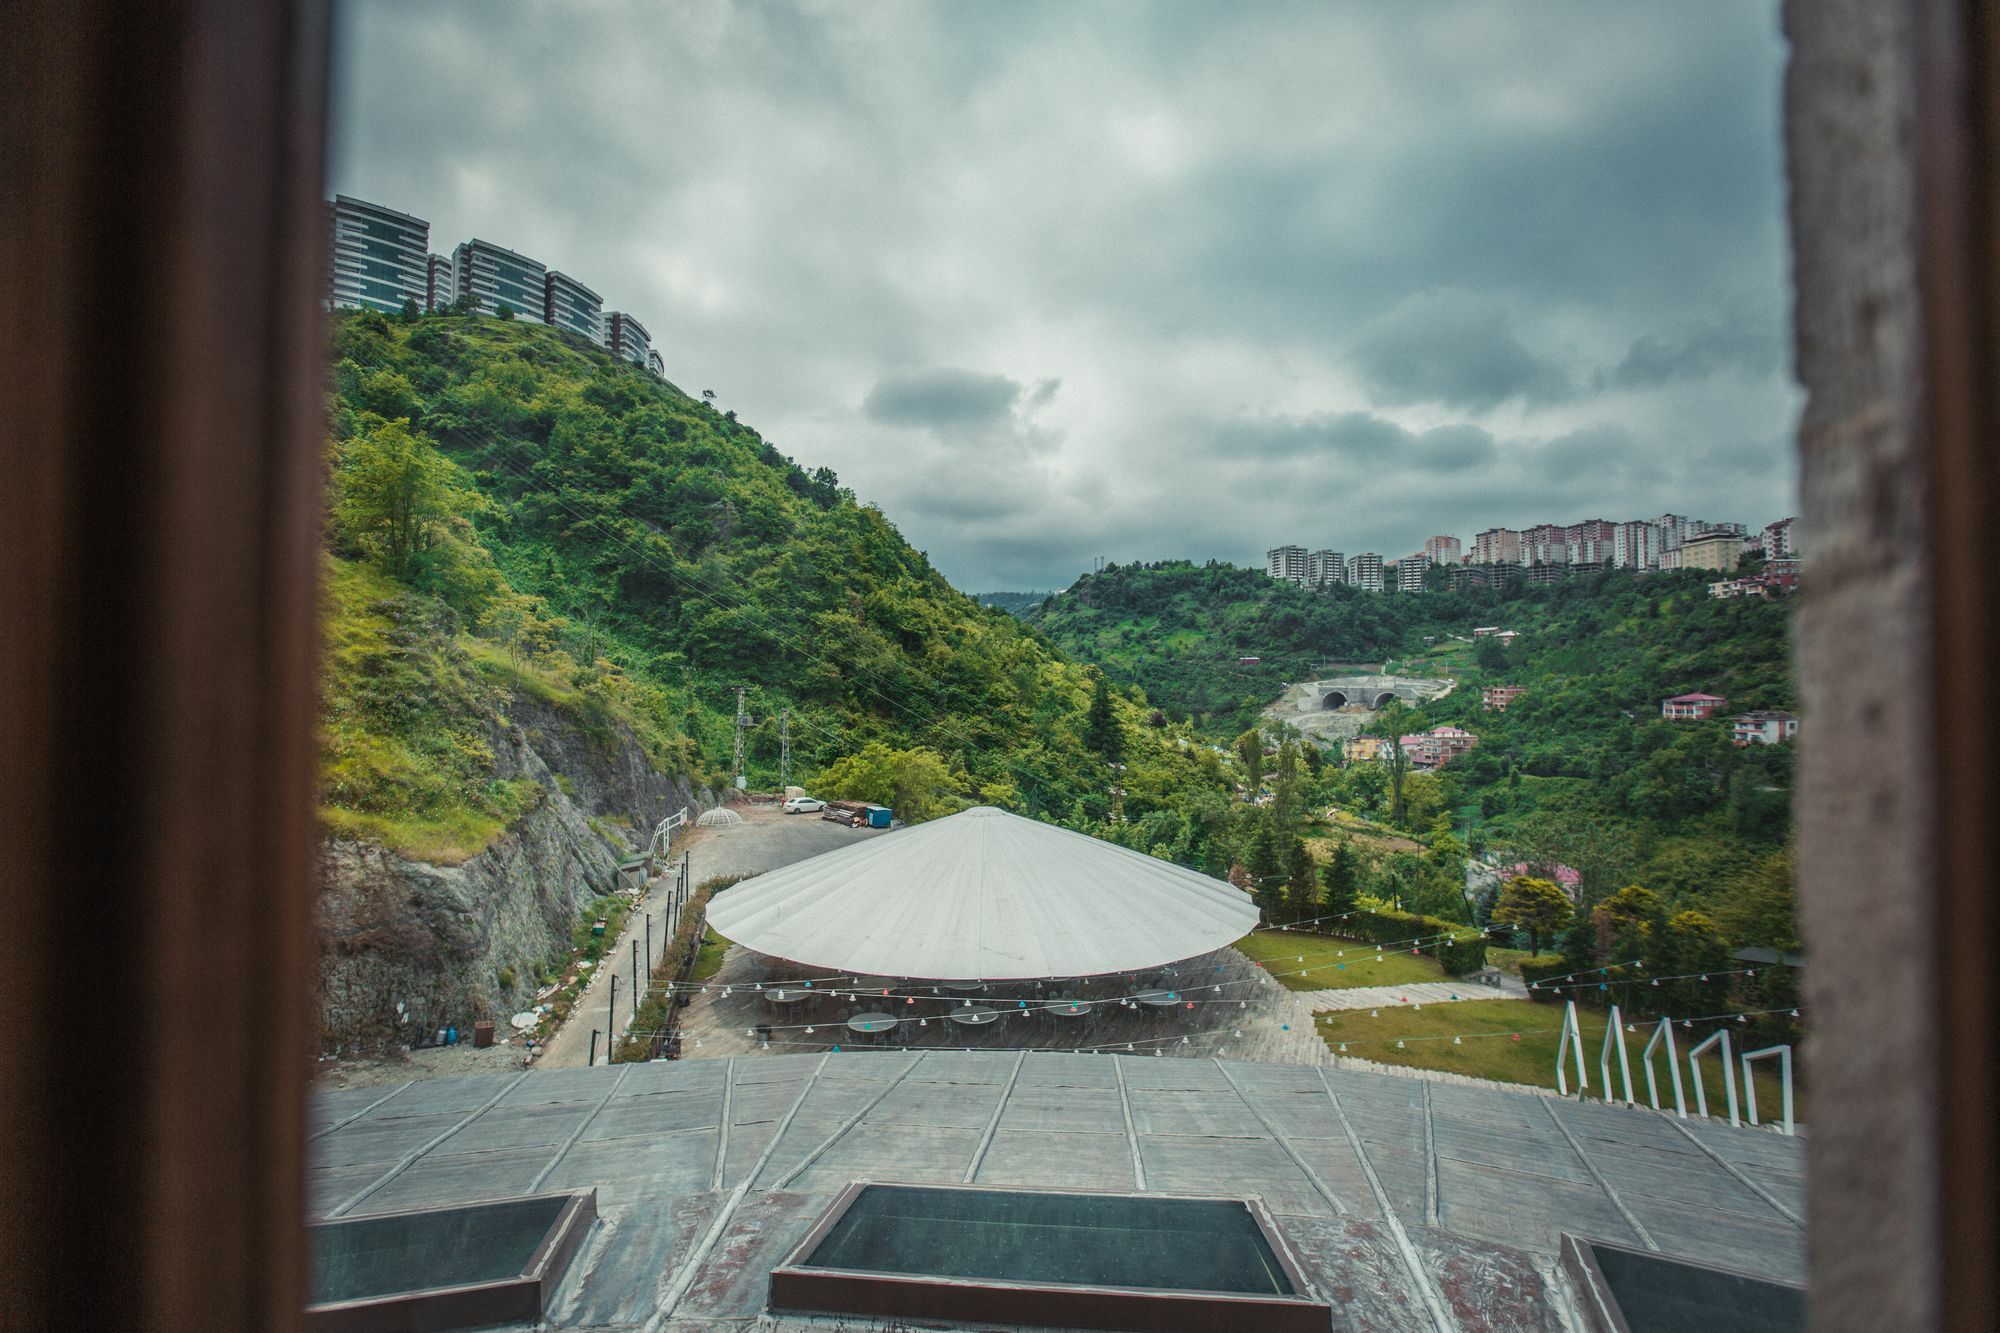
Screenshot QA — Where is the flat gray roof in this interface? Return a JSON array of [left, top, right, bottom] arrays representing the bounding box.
[[310, 1052, 1805, 1330]]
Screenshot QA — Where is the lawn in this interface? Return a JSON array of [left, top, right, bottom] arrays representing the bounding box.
[[1316, 998, 1803, 1120], [1234, 931, 1449, 991], [691, 927, 729, 982], [1481, 946, 1547, 976]]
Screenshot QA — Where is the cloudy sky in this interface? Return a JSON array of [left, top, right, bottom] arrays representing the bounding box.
[[331, 1, 1798, 592]]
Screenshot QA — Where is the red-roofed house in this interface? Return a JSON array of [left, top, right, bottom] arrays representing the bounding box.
[[1661, 692, 1727, 720]]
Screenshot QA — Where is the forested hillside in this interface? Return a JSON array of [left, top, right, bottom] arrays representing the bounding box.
[[321, 309, 1225, 858]]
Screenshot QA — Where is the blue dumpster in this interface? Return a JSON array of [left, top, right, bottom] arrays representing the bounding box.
[[863, 804, 892, 828]]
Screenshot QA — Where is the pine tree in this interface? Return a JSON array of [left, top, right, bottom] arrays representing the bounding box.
[[1084, 674, 1124, 764], [1319, 839, 1360, 919], [1284, 837, 1319, 924]]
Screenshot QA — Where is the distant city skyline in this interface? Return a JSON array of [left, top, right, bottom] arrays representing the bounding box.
[[332, 0, 1798, 592]]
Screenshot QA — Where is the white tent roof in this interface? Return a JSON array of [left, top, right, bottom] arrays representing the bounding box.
[[704, 806, 1259, 980]]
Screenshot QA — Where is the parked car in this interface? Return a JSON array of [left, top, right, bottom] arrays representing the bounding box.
[[781, 795, 826, 814]]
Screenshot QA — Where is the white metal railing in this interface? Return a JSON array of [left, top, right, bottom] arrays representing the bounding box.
[[1598, 1005, 1636, 1106], [1740, 1044, 1795, 1135], [1687, 1027, 1741, 1127], [1555, 1000, 1589, 1097], [1641, 1017, 1687, 1118]]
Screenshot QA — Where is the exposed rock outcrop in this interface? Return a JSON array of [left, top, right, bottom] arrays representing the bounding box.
[[315, 703, 718, 1052]]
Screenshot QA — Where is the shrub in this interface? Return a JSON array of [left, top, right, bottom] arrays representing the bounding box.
[[1307, 906, 1486, 975]]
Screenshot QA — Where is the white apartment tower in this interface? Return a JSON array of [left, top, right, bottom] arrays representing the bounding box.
[[1266, 545, 1309, 584], [1307, 549, 1345, 587], [1345, 552, 1385, 591], [326, 195, 429, 313], [453, 239, 548, 322], [605, 311, 651, 366]]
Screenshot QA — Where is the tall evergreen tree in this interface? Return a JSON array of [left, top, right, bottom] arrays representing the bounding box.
[[1083, 673, 1123, 763], [1319, 839, 1360, 919]]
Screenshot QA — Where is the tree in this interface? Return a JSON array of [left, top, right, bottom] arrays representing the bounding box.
[[1084, 673, 1123, 764], [495, 301, 516, 320], [1234, 729, 1264, 796], [1372, 700, 1412, 826], [398, 296, 420, 323], [1591, 884, 1665, 966], [1244, 816, 1285, 918], [1490, 876, 1573, 955], [1284, 837, 1318, 924], [814, 742, 967, 824], [333, 418, 467, 579], [1319, 839, 1360, 918], [1474, 635, 1507, 671]]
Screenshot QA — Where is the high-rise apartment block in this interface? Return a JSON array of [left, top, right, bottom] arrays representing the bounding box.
[[1473, 528, 1523, 565], [425, 253, 454, 312], [1613, 519, 1661, 569], [605, 311, 651, 365], [326, 195, 430, 313], [543, 270, 604, 342], [647, 349, 666, 379], [453, 239, 547, 322], [1307, 550, 1345, 587], [1422, 535, 1462, 565], [1564, 519, 1615, 566], [1760, 517, 1800, 559], [1396, 555, 1431, 592], [1680, 529, 1749, 571], [1345, 552, 1385, 592], [1522, 523, 1570, 566], [1266, 545, 1308, 583]]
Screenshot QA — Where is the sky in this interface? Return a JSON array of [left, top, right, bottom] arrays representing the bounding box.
[[330, 0, 1799, 593]]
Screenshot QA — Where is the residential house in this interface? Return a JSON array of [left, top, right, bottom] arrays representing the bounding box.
[[1662, 692, 1728, 720], [1732, 709, 1800, 746]]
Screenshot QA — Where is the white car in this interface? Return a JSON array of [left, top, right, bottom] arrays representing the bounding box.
[[781, 795, 826, 814]]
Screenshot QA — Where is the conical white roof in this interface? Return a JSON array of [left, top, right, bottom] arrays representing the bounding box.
[[704, 805, 1258, 980]]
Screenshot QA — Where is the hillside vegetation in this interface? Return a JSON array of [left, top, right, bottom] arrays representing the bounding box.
[[321, 310, 1222, 857]]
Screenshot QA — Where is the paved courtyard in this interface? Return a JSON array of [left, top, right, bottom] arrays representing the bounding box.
[[309, 1051, 1806, 1331]]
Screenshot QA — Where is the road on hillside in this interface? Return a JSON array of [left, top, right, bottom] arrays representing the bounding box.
[[535, 806, 885, 1068]]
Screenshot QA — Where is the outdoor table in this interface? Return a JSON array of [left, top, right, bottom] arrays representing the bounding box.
[[764, 988, 814, 1006], [1132, 989, 1182, 1009], [1043, 999, 1091, 1018], [847, 1012, 898, 1034], [940, 980, 985, 992], [945, 1005, 1000, 1026]]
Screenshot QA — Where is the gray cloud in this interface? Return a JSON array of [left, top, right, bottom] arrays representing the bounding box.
[[330, 0, 1799, 590], [1349, 289, 1571, 410], [864, 367, 1027, 429]]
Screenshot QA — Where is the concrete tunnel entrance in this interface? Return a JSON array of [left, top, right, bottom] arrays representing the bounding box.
[[1322, 692, 1347, 710]]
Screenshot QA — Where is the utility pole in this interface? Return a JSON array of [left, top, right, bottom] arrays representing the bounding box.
[[779, 708, 791, 789], [732, 687, 748, 790]]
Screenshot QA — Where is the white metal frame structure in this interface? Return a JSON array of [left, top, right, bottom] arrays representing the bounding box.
[[1554, 1000, 1589, 1097], [1740, 1044, 1796, 1136], [1641, 1017, 1688, 1118], [1687, 1028, 1741, 1127], [1597, 1004, 1636, 1106]]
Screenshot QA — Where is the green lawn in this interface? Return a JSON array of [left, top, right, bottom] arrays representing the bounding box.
[[1234, 932, 1448, 991], [1481, 946, 1547, 976], [1316, 998, 1803, 1119], [691, 927, 729, 982]]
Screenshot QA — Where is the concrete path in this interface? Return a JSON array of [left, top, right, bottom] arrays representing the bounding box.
[[537, 807, 885, 1068], [1298, 979, 1517, 1012]]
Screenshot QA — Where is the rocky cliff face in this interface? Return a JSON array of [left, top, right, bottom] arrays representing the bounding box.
[[316, 701, 717, 1052]]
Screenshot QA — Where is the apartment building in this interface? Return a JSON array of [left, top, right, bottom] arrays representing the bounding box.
[[1423, 534, 1462, 565], [1680, 529, 1748, 571], [1307, 549, 1345, 587], [605, 311, 651, 365], [1266, 545, 1309, 583], [1396, 555, 1430, 592], [425, 253, 453, 312], [1565, 519, 1616, 565], [543, 270, 604, 343], [1399, 725, 1478, 769], [326, 195, 429, 313], [1761, 517, 1800, 559], [453, 238, 548, 322], [1344, 552, 1385, 592], [1613, 519, 1662, 569], [1482, 685, 1527, 711], [647, 349, 666, 378], [1519, 523, 1567, 567], [1732, 709, 1800, 746], [1472, 527, 1523, 564]]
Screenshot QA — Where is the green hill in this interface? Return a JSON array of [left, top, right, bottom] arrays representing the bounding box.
[[321, 309, 1219, 859]]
